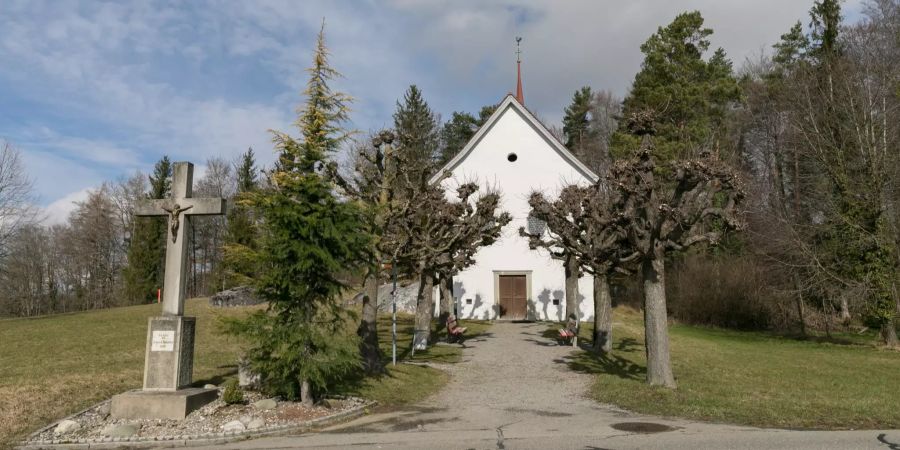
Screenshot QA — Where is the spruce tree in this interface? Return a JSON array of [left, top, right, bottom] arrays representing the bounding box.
[[123, 156, 171, 304], [221, 148, 259, 288], [393, 85, 439, 187], [612, 11, 740, 161], [562, 86, 597, 158], [439, 112, 478, 164], [223, 23, 368, 403]]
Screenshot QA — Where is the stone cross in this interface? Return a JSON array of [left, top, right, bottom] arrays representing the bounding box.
[[135, 162, 226, 316], [112, 161, 226, 420]]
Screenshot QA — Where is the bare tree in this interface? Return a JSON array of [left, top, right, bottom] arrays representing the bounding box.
[[0, 141, 37, 262]]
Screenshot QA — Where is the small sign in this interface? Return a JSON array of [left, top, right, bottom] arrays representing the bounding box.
[[151, 330, 175, 352]]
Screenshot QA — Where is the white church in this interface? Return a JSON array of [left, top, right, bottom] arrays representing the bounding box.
[[431, 57, 599, 322]]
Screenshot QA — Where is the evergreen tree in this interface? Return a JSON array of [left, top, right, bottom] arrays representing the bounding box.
[[122, 156, 171, 304], [221, 148, 259, 288], [613, 11, 740, 161], [439, 112, 478, 164], [562, 86, 597, 156], [223, 23, 368, 403], [393, 85, 439, 186]]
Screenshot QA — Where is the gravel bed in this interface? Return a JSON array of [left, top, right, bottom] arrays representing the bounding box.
[[26, 389, 367, 445]]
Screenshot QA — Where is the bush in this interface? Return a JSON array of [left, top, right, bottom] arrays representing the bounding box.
[[222, 378, 244, 405]]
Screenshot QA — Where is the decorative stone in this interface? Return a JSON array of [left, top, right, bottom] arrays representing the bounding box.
[[223, 420, 245, 432], [210, 286, 263, 307], [96, 402, 111, 419], [252, 398, 277, 411], [238, 415, 253, 426], [203, 384, 218, 389], [238, 359, 261, 389], [54, 419, 81, 435], [247, 418, 266, 430], [101, 423, 139, 438]]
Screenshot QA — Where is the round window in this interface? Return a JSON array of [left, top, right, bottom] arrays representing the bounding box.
[[507, 153, 518, 162]]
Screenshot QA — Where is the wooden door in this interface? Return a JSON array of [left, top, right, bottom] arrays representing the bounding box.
[[498, 275, 527, 319]]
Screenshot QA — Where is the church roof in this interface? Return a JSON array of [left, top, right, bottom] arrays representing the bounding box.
[[429, 94, 599, 184]]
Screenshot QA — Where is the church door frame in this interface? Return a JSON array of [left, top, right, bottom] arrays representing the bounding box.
[[493, 270, 532, 320]]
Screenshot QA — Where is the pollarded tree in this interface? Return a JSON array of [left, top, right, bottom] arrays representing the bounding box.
[[611, 117, 744, 387], [521, 185, 638, 353], [385, 181, 510, 350], [223, 23, 368, 404]]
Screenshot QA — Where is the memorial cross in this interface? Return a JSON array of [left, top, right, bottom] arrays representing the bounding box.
[[135, 162, 225, 316]]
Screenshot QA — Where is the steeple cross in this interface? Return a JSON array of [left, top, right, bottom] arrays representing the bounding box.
[[135, 162, 226, 316], [516, 36, 522, 63]]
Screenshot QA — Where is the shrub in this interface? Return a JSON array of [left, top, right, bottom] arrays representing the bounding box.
[[222, 378, 244, 405]]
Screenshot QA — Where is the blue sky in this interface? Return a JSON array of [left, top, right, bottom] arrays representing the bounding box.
[[0, 0, 865, 223]]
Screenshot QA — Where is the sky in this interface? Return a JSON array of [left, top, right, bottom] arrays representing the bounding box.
[[0, 0, 866, 224]]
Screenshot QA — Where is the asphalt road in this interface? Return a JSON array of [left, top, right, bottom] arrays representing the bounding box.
[[190, 322, 900, 450]]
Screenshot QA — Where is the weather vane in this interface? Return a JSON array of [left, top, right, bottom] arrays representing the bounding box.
[[516, 36, 522, 63]]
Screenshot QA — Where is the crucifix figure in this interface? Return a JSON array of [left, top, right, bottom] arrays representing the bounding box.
[[134, 162, 226, 316], [162, 204, 193, 243]]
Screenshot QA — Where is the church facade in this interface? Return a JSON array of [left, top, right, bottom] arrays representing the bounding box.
[[431, 94, 599, 321]]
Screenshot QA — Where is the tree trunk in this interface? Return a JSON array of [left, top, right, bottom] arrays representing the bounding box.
[[300, 379, 313, 406], [413, 272, 435, 351], [794, 274, 807, 337], [839, 295, 851, 326], [357, 268, 383, 374], [593, 274, 612, 354], [438, 273, 453, 329], [642, 256, 676, 388], [564, 254, 579, 319], [882, 322, 899, 348]]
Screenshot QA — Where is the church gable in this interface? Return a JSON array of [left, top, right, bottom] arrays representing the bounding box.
[[430, 95, 598, 188]]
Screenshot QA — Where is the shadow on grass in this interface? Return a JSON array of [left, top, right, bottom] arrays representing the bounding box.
[[543, 334, 646, 381], [193, 366, 238, 387]]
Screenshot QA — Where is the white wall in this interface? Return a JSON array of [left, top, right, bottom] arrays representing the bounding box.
[[439, 100, 595, 321]]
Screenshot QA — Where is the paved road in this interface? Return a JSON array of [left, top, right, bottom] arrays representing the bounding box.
[[197, 322, 900, 449]]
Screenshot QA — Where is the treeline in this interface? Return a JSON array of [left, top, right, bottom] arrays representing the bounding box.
[[0, 148, 260, 317], [554, 1, 900, 342]]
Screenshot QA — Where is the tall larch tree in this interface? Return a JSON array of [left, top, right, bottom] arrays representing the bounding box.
[[223, 22, 368, 404]]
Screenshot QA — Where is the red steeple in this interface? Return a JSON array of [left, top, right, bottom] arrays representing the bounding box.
[[515, 37, 524, 105]]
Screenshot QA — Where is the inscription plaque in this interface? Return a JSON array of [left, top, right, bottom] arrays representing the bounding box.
[[151, 330, 175, 351]]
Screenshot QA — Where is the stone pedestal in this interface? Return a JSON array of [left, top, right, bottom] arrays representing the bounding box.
[[111, 388, 218, 420], [143, 316, 196, 390]]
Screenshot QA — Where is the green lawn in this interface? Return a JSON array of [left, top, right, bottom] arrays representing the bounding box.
[[553, 307, 900, 430], [0, 299, 487, 448]]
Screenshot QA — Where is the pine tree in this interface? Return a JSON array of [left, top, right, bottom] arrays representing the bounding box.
[[221, 148, 259, 288], [122, 156, 171, 304], [393, 85, 439, 187], [223, 23, 368, 403], [612, 11, 740, 162]]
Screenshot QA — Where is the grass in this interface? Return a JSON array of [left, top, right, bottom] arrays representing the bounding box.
[[550, 307, 900, 430], [0, 298, 489, 448]]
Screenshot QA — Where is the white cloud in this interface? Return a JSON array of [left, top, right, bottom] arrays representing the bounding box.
[[42, 188, 91, 225]]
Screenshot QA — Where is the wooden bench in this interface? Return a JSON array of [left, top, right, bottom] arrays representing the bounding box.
[[446, 315, 467, 344], [559, 316, 579, 347]]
